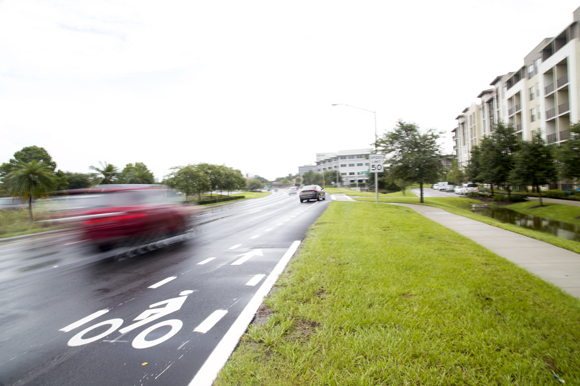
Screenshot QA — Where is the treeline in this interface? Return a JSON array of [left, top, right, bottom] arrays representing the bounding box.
[[163, 164, 246, 201], [463, 122, 580, 204]]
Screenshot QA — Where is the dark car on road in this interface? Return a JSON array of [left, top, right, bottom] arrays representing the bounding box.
[[299, 185, 326, 203]]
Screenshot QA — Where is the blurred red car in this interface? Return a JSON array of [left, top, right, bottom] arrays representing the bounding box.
[[55, 185, 191, 252]]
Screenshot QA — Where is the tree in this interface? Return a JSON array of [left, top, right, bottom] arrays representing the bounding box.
[[253, 175, 270, 184], [465, 145, 483, 186], [374, 120, 443, 203], [89, 162, 120, 185], [53, 170, 69, 191], [302, 170, 323, 185], [164, 165, 211, 201], [447, 159, 465, 185], [246, 178, 264, 191], [323, 170, 342, 186], [556, 122, 580, 181], [479, 122, 519, 196], [1, 146, 57, 180], [5, 160, 56, 220], [221, 168, 246, 193], [120, 162, 155, 184], [509, 131, 557, 206], [64, 172, 91, 189]]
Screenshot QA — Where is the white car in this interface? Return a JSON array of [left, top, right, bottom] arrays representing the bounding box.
[[463, 183, 479, 194], [454, 185, 464, 194]]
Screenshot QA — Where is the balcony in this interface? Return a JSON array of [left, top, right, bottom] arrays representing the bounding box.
[[560, 129, 570, 141], [545, 82, 555, 95], [557, 73, 569, 88], [546, 107, 557, 120], [508, 107, 515, 116], [547, 133, 558, 143], [515, 103, 521, 112], [558, 101, 570, 114], [516, 124, 522, 132]]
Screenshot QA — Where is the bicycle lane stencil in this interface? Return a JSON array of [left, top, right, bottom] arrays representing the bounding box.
[[59, 289, 204, 350]]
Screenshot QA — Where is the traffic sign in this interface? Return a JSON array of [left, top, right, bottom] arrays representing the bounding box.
[[360, 171, 369, 174], [369, 154, 384, 173]]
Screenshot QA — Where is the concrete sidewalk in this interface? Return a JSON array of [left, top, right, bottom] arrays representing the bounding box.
[[390, 203, 580, 299]]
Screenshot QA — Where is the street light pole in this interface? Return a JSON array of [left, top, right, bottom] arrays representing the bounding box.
[[332, 103, 379, 204]]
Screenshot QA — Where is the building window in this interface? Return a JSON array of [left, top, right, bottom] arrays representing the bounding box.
[[348, 163, 354, 167], [341, 172, 347, 176], [334, 166, 338, 169], [357, 163, 363, 166], [341, 156, 346, 159], [349, 172, 355, 175], [534, 58, 541, 74], [340, 164, 346, 167], [537, 109, 541, 120], [365, 163, 369, 166], [536, 83, 540, 97], [348, 155, 355, 159], [531, 108, 536, 122], [528, 64, 534, 79], [356, 155, 363, 158], [530, 86, 534, 100]]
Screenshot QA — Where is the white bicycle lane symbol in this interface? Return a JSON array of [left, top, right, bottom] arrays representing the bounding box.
[[60, 290, 194, 350]]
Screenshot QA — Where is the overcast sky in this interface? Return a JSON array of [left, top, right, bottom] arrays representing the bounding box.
[[1, 0, 579, 181]]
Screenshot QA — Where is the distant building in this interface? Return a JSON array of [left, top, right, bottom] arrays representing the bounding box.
[[306, 149, 372, 187], [298, 164, 317, 176]]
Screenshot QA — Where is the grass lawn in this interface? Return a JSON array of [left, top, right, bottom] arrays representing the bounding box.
[[502, 201, 580, 226], [216, 202, 580, 385], [354, 196, 580, 254], [324, 187, 417, 198], [0, 208, 69, 239]]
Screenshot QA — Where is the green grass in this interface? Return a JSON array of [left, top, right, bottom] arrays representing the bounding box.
[[216, 202, 580, 385], [503, 201, 580, 226], [354, 196, 580, 254], [0, 208, 68, 238], [324, 187, 417, 197]]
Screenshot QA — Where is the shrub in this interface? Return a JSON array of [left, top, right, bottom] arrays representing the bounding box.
[[544, 190, 568, 199], [491, 194, 527, 202]]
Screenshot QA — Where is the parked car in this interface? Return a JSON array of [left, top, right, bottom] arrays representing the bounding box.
[[454, 185, 464, 194], [55, 185, 190, 253], [445, 184, 455, 192], [299, 185, 325, 202], [438, 182, 449, 191], [432, 183, 439, 190], [463, 183, 479, 194]]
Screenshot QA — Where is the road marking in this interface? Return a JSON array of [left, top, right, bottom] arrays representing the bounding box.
[[276, 223, 283, 225], [0, 232, 78, 248], [64, 240, 83, 245], [264, 228, 273, 232], [189, 240, 301, 386], [197, 257, 216, 265], [194, 310, 228, 333], [250, 235, 260, 239], [148, 276, 177, 289], [246, 274, 265, 286], [229, 244, 242, 250], [60, 309, 110, 332], [231, 249, 263, 265]]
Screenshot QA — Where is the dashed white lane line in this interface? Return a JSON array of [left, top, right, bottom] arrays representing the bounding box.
[[229, 244, 242, 250], [148, 276, 177, 289], [264, 228, 273, 232], [246, 274, 265, 286], [194, 310, 228, 333], [60, 309, 110, 332], [250, 235, 260, 239], [189, 240, 301, 386], [198, 257, 216, 265]]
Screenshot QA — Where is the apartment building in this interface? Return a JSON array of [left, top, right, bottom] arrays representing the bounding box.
[[454, 6, 580, 167], [305, 149, 372, 186]]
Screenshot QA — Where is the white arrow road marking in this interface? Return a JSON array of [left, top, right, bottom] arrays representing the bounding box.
[[198, 257, 216, 265], [194, 310, 228, 333], [246, 274, 265, 286], [189, 240, 301, 386], [148, 276, 177, 289], [231, 249, 263, 265], [60, 309, 110, 332]]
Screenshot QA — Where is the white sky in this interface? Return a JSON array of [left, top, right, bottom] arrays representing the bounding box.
[[1, 0, 579, 181]]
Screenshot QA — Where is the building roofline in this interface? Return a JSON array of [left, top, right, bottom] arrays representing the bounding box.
[[477, 89, 494, 98]]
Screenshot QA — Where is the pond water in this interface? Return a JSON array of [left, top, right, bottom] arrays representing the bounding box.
[[472, 207, 580, 242]]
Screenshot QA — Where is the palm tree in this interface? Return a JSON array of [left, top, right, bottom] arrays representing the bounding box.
[[5, 160, 56, 220], [89, 162, 120, 186]]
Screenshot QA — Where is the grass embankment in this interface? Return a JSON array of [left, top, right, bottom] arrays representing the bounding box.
[[504, 201, 580, 226], [0, 208, 66, 239], [355, 196, 580, 254], [324, 187, 417, 198], [217, 202, 580, 385]]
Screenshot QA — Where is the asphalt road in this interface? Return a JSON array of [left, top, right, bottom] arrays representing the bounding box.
[[0, 190, 330, 386]]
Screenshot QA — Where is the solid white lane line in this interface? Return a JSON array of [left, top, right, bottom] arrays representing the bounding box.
[[189, 240, 301, 386], [148, 276, 177, 289], [246, 274, 265, 286], [198, 257, 216, 265], [229, 244, 242, 250], [194, 310, 228, 333], [59, 309, 110, 332]]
